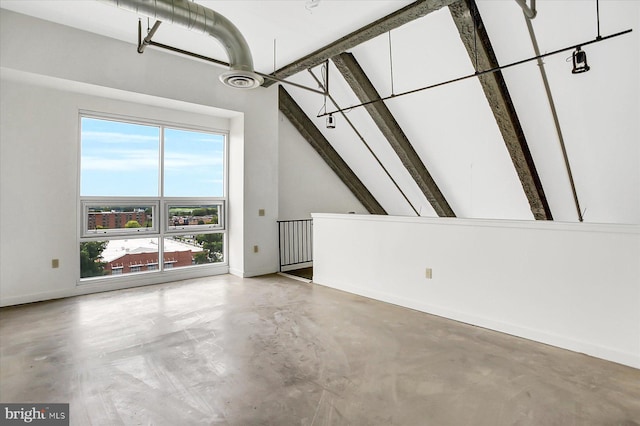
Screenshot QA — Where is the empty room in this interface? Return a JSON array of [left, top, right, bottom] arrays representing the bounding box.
[[1, 0, 639, 424]]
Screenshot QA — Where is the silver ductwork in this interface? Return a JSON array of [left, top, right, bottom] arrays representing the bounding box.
[[105, 0, 263, 88]]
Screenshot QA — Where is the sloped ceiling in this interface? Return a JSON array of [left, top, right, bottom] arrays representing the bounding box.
[[1, 0, 637, 224], [284, 0, 639, 223]]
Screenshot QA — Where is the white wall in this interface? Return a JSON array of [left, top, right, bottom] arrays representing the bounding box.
[[278, 111, 367, 220], [0, 9, 279, 305], [313, 213, 640, 368]]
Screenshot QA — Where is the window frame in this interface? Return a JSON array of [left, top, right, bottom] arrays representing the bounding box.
[[78, 112, 229, 282], [81, 199, 159, 238], [163, 199, 225, 234]]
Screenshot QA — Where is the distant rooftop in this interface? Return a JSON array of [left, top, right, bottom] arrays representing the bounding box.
[[101, 238, 203, 263]]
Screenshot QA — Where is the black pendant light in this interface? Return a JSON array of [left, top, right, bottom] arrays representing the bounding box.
[[571, 46, 591, 74]]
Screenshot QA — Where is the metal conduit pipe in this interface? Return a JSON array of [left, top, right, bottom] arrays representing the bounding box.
[[104, 0, 263, 88], [138, 19, 162, 53], [514, 0, 537, 19], [523, 17, 583, 221]]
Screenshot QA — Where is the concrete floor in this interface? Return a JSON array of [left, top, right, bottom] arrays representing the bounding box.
[[1, 274, 639, 425]]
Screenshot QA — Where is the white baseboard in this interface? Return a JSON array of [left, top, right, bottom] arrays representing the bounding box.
[[241, 266, 278, 278], [228, 267, 245, 277]]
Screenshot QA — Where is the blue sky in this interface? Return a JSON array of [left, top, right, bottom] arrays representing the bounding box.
[[81, 117, 225, 197]]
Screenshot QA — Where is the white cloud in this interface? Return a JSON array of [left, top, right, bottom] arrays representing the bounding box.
[[164, 151, 223, 170], [82, 131, 158, 144], [81, 149, 159, 171]]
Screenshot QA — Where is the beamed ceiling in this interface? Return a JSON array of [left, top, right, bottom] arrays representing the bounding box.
[[2, 0, 638, 224]]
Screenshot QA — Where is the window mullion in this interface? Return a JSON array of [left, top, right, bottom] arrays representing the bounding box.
[[159, 125, 166, 271]]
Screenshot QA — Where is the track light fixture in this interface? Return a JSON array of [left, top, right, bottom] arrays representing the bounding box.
[[326, 113, 336, 129], [317, 28, 632, 118], [571, 46, 590, 74]]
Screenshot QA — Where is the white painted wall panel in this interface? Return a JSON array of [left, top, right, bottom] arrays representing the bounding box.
[[278, 111, 367, 220], [0, 9, 279, 305], [313, 213, 640, 368]]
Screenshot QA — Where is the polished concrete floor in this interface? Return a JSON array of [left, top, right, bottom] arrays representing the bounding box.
[[1, 274, 639, 425]]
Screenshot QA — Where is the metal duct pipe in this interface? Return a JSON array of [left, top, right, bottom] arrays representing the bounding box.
[[105, 0, 263, 88]]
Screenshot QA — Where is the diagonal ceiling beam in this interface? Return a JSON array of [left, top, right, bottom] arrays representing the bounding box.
[[333, 52, 456, 217], [278, 86, 387, 215], [449, 0, 552, 220], [263, 0, 458, 87]]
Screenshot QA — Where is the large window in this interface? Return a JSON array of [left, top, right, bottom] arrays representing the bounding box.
[[79, 115, 227, 280]]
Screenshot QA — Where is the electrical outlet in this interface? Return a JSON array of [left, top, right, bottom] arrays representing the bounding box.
[[253, 245, 259, 253], [258, 209, 265, 216], [52, 259, 60, 268], [425, 268, 432, 279]]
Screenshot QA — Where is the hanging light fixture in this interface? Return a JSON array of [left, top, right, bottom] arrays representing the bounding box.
[[571, 46, 591, 74], [326, 113, 336, 129]]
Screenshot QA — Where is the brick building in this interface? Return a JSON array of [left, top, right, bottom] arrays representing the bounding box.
[[88, 210, 150, 230], [105, 250, 194, 275], [101, 237, 204, 275]]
